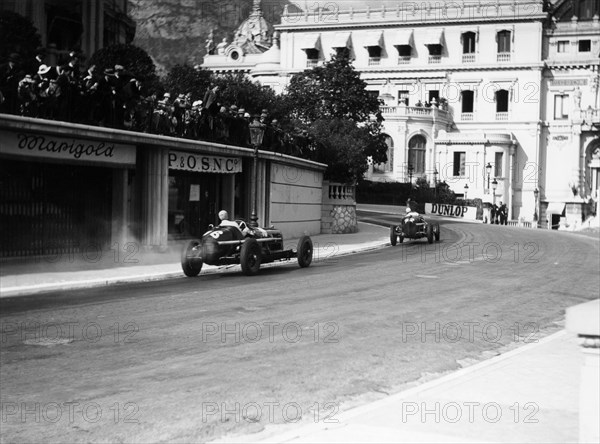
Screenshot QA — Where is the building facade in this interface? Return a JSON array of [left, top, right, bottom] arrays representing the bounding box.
[[541, 0, 600, 228], [203, 0, 600, 227]]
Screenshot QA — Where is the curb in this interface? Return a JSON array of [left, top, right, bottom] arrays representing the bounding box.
[[0, 239, 391, 298], [229, 330, 570, 444]]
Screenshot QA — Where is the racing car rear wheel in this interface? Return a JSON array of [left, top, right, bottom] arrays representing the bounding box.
[[434, 223, 441, 241], [297, 235, 313, 268], [181, 240, 203, 277], [241, 238, 262, 276], [390, 226, 397, 246], [427, 224, 434, 244]]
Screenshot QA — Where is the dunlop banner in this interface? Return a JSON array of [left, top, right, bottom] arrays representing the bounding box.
[[425, 203, 479, 221]]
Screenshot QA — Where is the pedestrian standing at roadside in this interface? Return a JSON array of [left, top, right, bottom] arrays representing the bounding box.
[[491, 204, 497, 224]]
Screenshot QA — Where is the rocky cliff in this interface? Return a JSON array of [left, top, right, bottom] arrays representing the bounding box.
[[128, 0, 292, 75]]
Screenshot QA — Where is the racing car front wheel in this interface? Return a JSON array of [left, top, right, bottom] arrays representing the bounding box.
[[241, 238, 262, 276], [390, 226, 397, 246], [297, 235, 313, 268], [434, 223, 441, 241], [427, 224, 434, 244], [181, 240, 203, 277]]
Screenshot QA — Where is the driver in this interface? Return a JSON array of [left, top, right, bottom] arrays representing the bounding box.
[[404, 207, 424, 223], [218, 210, 253, 236]]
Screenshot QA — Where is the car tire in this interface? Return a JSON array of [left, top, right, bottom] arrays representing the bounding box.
[[181, 239, 203, 277], [297, 235, 313, 268], [399, 234, 404, 243], [427, 224, 434, 244], [434, 223, 441, 241], [390, 226, 397, 246], [241, 238, 262, 276]]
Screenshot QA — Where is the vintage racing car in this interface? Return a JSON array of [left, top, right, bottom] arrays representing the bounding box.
[[181, 220, 313, 276], [390, 213, 441, 245]]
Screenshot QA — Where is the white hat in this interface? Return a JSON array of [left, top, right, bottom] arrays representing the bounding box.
[[406, 207, 412, 214], [37, 64, 51, 75], [192, 100, 203, 107]]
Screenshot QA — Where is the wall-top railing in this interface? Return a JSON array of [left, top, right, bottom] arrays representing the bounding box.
[[325, 182, 356, 205], [280, 1, 547, 26]]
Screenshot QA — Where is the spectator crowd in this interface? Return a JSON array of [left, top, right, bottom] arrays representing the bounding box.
[[0, 50, 298, 154]]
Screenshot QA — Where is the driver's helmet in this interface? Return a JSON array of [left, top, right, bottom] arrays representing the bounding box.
[[406, 207, 412, 214]]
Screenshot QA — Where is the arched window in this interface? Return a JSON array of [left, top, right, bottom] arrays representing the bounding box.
[[374, 135, 394, 173], [408, 135, 426, 174], [462, 31, 476, 54], [495, 89, 509, 113], [461, 90, 474, 113], [497, 30, 511, 53]]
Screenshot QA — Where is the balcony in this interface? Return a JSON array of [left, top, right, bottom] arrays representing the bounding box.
[[495, 112, 509, 121], [462, 54, 476, 63], [379, 105, 450, 121], [461, 112, 474, 121], [368, 57, 381, 66], [397, 56, 411, 65], [497, 52, 511, 62], [575, 107, 600, 127], [428, 55, 442, 64]]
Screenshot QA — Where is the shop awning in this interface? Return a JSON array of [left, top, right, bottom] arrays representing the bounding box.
[[331, 32, 351, 49], [546, 202, 565, 214], [422, 28, 444, 45], [298, 33, 321, 50], [362, 31, 383, 48], [390, 29, 413, 47]]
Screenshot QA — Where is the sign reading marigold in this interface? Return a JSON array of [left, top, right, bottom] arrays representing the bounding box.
[[0, 131, 136, 165], [168, 151, 242, 173]]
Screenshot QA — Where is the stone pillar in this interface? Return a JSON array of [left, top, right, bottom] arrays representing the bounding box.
[[507, 144, 516, 220], [139, 147, 169, 251], [82, 0, 101, 61], [566, 299, 600, 444], [111, 168, 129, 248]]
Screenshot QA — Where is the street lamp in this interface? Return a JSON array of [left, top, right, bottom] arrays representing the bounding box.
[[464, 183, 469, 200], [433, 168, 438, 201], [485, 162, 492, 193], [407, 163, 414, 184], [248, 115, 266, 228], [491, 178, 498, 205], [533, 187, 539, 223]]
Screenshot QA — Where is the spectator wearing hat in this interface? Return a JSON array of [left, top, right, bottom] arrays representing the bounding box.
[[173, 93, 188, 135], [81, 65, 102, 124], [17, 74, 38, 117], [27, 47, 47, 76], [57, 56, 82, 121], [0, 53, 24, 114], [111, 64, 132, 128], [96, 68, 116, 126]]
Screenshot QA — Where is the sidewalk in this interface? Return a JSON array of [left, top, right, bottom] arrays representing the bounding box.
[[220, 330, 582, 444], [0, 221, 392, 298]]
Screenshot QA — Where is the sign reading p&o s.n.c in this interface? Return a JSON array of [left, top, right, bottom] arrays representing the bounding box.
[[168, 150, 242, 174], [425, 203, 478, 221]]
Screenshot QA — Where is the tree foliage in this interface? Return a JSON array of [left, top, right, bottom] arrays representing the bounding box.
[[163, 64, 212, 102], [212, 73, 283, 117], [0, 10, 42, 62], [89, 44, 160, 91], [283, 51, 388, 183]]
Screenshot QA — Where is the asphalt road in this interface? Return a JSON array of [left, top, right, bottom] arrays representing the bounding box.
[[1, 215, 598, 443]]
